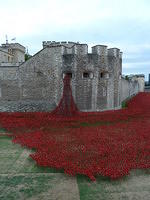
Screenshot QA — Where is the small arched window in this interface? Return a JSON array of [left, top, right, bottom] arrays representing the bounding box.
[[83, 72, 89, 78], [100, 71, 109, 79], [82, 72, 93, 79]]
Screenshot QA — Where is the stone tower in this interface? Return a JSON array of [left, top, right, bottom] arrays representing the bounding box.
[[0, 42, 25, 64], [42, 41, 122, 111]]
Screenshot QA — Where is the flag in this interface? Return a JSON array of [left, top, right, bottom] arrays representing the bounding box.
[[11, 37, 16, 41]]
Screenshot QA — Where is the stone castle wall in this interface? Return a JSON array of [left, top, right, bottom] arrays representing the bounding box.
[[121, 76, 145, 102], [0, 66, 20, 100], [0, 41, 144, 112]]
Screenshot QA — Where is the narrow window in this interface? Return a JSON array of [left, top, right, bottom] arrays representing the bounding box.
[[66, 72, 72, 78], [100, 72, 109, 79], [100, 72, 104, 78], [83, 72, 90, 78]]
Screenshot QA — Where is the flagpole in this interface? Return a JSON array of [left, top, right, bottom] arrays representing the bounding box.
[[5, 35, 8, 44]]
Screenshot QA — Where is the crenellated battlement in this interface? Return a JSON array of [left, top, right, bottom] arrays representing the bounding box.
[[43, 41, 122, 58], [43, 41, 80, 48]]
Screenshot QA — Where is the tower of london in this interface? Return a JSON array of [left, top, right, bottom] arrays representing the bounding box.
[[0, 41, 145, 112]]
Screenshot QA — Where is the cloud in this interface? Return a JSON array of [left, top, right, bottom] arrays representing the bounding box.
[[0, 0, 150, 78], [1, 0, 150, 38], [123, 62, 150, 69]]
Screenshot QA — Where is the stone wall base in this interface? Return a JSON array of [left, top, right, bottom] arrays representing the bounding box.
[[0, 100, 56, 112]]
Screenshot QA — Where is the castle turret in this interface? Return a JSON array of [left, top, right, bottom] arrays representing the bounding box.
[[107, 48, 120, 57], [107, 48, 121, 108], [72, 43, 88, 55], [1, 43, 25, 63], [91, 45, 107, 56]]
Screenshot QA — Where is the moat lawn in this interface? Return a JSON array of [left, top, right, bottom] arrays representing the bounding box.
[[0, 128, 150, 200], [0, 92, 150, 199]]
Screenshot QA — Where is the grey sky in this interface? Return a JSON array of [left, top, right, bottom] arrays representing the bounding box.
[[0, 0, 150, 80]]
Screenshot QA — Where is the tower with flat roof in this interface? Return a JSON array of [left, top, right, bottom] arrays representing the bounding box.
[[1, 43, 25, 63]]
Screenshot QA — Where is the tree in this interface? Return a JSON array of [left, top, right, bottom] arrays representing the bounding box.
[[25, 53, 32, 61]]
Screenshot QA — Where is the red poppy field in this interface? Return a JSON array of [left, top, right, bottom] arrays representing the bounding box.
[[0, 77, 150, 181]]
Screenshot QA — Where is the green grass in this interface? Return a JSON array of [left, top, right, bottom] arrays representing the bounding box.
[[121, 100, 127, 108], [19, 156, 64, 173], [80, 121, 113, 127], [77, 169, 150, 200], [121, 96, 134, 109], [0, 127, 7, 133], [1, 125, 150, 199], [0, 130, 66, 199], [77, 175, 121, 200], [0, 131, 64, 174], [0, 174, 55, 200]]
